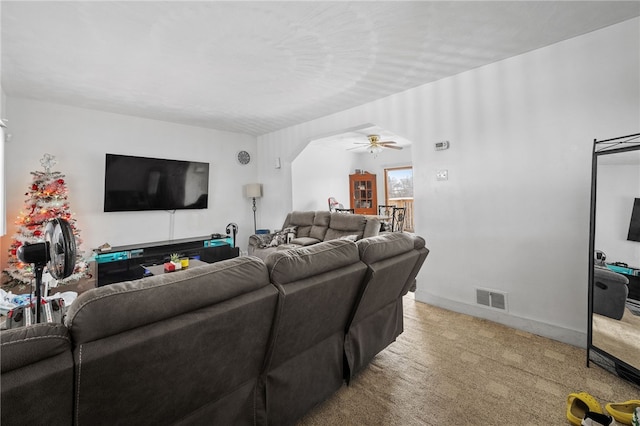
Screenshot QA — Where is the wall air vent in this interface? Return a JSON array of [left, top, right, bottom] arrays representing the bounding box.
[[476, 288, 508, 311]]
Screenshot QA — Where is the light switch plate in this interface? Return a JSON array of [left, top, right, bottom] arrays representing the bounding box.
[[435, 141, 450, 151]]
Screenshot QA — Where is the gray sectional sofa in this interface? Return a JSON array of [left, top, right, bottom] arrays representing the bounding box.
[[1, 232, 428, 426], [248, 210, 381, 259]]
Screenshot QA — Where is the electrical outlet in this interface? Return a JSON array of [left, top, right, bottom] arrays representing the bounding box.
[[436, 170, 448, 181]]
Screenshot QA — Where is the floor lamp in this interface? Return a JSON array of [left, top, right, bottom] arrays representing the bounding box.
[[244, 183, 263, 233]]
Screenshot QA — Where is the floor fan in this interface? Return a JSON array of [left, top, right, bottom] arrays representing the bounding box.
[[17, 217, 77, 323]]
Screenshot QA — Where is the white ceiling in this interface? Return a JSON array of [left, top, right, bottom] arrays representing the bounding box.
[[2, 1, 639, 137]]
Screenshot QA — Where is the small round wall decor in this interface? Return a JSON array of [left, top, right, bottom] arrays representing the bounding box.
[[237, 150, 251, 165]]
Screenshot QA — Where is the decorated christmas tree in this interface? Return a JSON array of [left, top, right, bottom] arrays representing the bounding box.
[[4, 154, 88, 287]]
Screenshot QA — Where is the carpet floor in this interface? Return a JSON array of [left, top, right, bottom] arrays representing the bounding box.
[[298, 296, 639, 425]]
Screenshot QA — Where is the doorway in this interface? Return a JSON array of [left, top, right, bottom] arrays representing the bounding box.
[[384, 167, 414, 232]]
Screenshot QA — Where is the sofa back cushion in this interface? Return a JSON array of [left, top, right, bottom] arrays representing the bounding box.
[[357, 231, 414, 264], [284, 211, 316, 238], [325, 213, 367, 240], [344, 233, 425, 380], [66, 257, 269, 342], [363, 217, 382, 238], [266, 239, 359, 285], [402, 235, 429, 294], [281, 211, 379, 242], [353, 233, 420, 320], [310, 211, 330, 240], [262, 240, 366, 425], [66, 257, 280, 425], [1, 323, 73, 425]]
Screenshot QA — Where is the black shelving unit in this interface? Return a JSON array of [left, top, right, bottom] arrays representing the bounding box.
[[94, 235, 239, 286]]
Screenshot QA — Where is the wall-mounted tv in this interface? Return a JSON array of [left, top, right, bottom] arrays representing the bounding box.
[[104, 154, 209, 212], [628, 198, 640, 242]]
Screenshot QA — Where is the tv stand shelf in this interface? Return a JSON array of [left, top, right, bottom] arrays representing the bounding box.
[[93, 235, 239, 286]]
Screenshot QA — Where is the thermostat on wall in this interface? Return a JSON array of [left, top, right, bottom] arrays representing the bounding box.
[[434, 141, 450, 151]]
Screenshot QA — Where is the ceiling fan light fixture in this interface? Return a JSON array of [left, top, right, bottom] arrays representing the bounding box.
[[370, 145, 383, 154]]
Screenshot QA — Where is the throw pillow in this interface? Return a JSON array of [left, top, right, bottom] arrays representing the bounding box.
[[255, 234, 274, 249], [268, 226, 298, 247], [268, 232, 286, 247], [283, 226, 298, 243]]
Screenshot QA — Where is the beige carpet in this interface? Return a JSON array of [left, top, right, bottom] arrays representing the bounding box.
[[298, 296, 639, 425], [593, 308, 640, 369]]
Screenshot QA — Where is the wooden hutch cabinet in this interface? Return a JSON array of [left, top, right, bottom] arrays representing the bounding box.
[[349, 172, 377, 215]]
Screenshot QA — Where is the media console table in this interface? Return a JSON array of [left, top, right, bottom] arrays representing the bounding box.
[[94, 235, 239, 287]]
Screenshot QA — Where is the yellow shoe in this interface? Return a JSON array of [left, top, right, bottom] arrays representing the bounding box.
[[606, 401, 640, 425], [568, 392, 603, 426]]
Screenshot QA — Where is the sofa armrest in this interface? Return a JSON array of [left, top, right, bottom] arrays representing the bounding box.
[[248, 234, 268, 247], [248, 233, 278, 247], [248, 233, 276, 256], [1, 323, 71, 373]]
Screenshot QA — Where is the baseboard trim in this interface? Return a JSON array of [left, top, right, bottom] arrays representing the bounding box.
[[414, 290, 587, 348]]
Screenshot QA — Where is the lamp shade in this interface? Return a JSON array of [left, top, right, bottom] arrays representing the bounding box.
[[244, 183, 263, 198]]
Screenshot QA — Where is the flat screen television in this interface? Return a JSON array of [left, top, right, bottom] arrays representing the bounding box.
[[628, 198, 640, 242], [104, 154, 209, 212]]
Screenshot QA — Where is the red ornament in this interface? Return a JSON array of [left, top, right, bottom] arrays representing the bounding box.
[[10, 249, 16, 256], [32, 184, 38, 190], [57, 179, 65, 184], [33, 230, 42, 237]]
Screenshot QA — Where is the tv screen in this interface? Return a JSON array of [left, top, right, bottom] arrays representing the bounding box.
[[628, 198, 640, 242], [104, 154, 209, 212]]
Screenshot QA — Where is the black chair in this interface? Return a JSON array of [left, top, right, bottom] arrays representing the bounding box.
[[335, 208, 354, 214], [378, 205, 395, 217], [391, 207, 406, 232], [378, 205, 395, 231]]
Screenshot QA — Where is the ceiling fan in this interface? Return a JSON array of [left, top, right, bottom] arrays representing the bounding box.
[[349, 134, 403, 153]]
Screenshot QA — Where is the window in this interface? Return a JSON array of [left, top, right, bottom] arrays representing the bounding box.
[[385, 167, 413, 199], [384, 167, 414, 232]]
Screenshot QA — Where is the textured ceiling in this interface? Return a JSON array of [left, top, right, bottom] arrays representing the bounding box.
[[2, 1, 639, 136]]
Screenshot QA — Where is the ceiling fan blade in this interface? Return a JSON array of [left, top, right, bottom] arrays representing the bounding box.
[[379, 141, 398, 145]]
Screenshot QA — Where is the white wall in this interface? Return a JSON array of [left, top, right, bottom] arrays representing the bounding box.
[[257, 18, 640, 346], [0, 89, 5, 237], [1, 0, 6, 236], [1, 99, 258, 266], [291, 143, 354, 214], [596, 164, 640, 265]]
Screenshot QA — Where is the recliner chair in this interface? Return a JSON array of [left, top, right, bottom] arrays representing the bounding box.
[[593, 265, 629, 320]]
